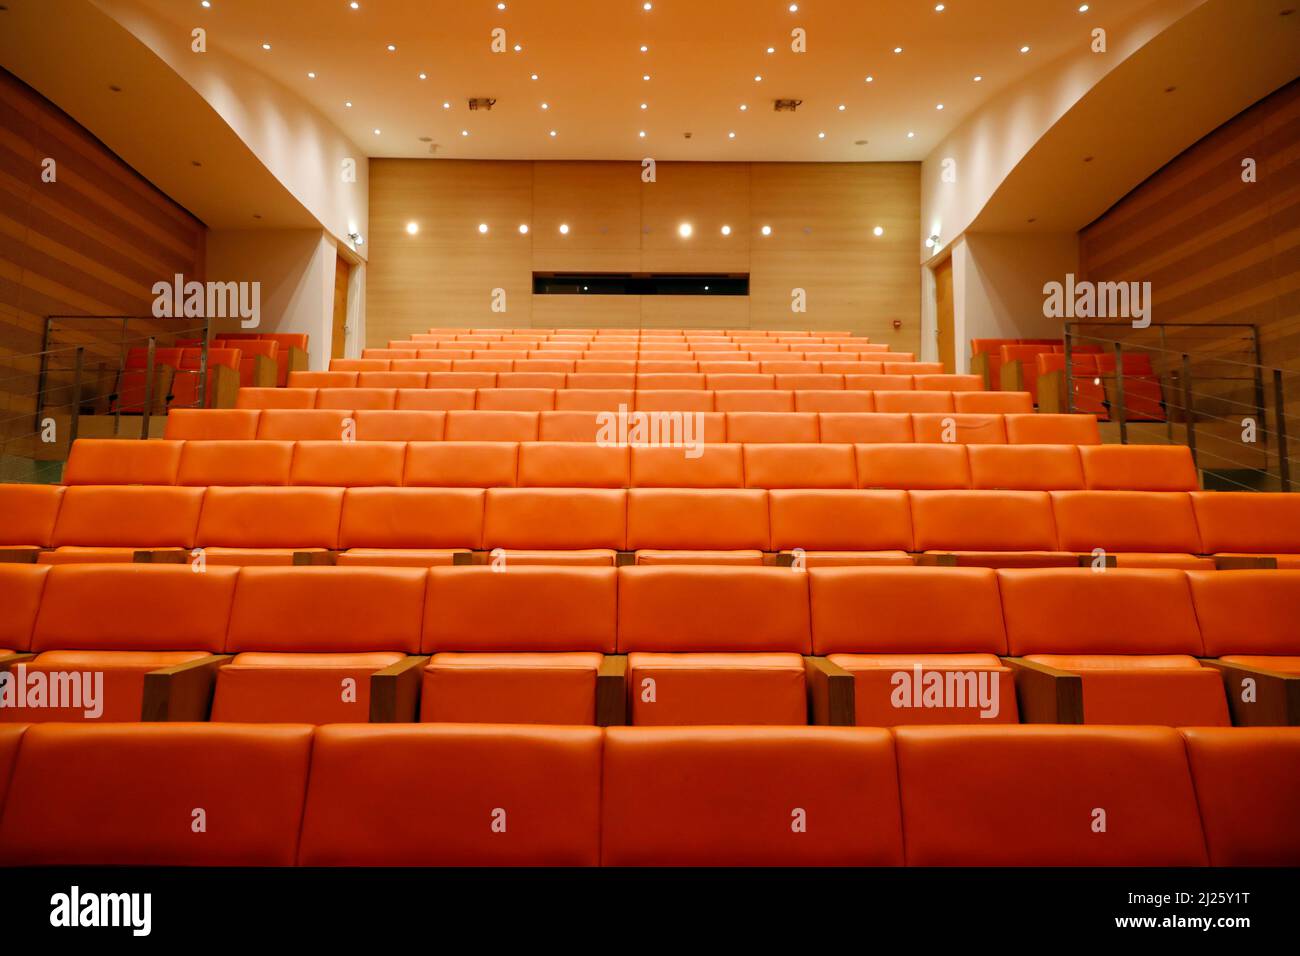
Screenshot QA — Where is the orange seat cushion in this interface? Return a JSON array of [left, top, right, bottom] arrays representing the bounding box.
[[336, 549, 465, 567], [1218, 655, 1300, 674], [1026, 654, 1229, 726], [0, 650, 211, 722], [627, 652, 807, 725], [828, 654, 1017, 725], [420, 652, 603, 724], [211, 651, 405, 723]]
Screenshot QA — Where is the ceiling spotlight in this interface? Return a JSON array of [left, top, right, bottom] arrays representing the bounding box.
[[307, 72, 316, 78], [1020, 45, 1030, 53], [721, 225, 732, 235], [925, 233, 939, 248], [766, 47, 775, 54], [754, 75, 763, 82], [728, 131, 736, 138], [549, 129, 557, 137], [837, 104, 846, 111], [541, 102, 549, 109], [640, 45, 648, 52], [461, 129, 469, 136], [936, 103, 944, 110], [344, 101, 353, 107], [893, 47, 903, 54], [514, 44, 522, 51], [443, 101, 451, 109], [418, 72, 426, 80], [1078, 3, 1089, 10], [559, 223, 570, 234], [644, 1, 652, 8], [498, 2, 506, 8], [789, 3, 798, 10], [907, 131, 915, 138], [872, 226, 884, 236], [386, 44, 396, 51], [261, 42, 271, 50], [678, 223, 693, 238], [478, 223, 489, 234], [865, 75, 874, 83], [973, 75, 983, 82], [740, 103, 748, 111], [817, 131, 826, 139], [201, 0, 210, 6], [373, 128, 381, 135], [349, 1, 358, 8], [530, 73, 539, 80], [518, 224, 529, 234], [761, 225, 773, 236], [935, 2, 945, 9], [643, 74, 651, 81], [640, 103, 648, 110], [405, 222, 419, 235]]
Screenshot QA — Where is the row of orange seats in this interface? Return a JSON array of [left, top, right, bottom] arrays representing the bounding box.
[[5, 484, 1295, 569], [363, 349, 913, 362], [1, 722, 1293, 865], [61, 438, 1195, 491], [238, 387, 1015, 416], [336, 358, 913, 373], [1, 565, 1295, 727], [297, 370, 969, 390], [114, 347, 241, 413], [419, 326, 860, 335], [165, 408, 1097, 444]]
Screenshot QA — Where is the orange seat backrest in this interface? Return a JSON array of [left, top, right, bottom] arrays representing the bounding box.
[[638, 373, 707, 390], [567, 373, 636, 389], [768, 489, 911, 552], [628, 444, 744, 487], [554, 389, 634, 411], [996, 567, 1203, 656], [743, 444, 856, 488], [911, 413, 1006, 444], [634, 389, 714, 412], [1050, 490, 1201, 553], [357, 371, 428, 389], [819, 412, 913, 444], [236, 387, 317, 410], [1079, 445, 1199, 491], [315, 387, 395, 411], [714, 390, 794, 412], [874, 391, 954, 414], [256, 409, 352, 441], [617, 565, 810, 652], [0, 723, 312, 865], [967, 445, 1084, 491], [775, 374, 843, 391], [339, 487, 483, 550], [424, 566, 617, 652], [1180, 727, 1300, 866], [894, 726, 1207, 865], [517, 442, 630, 488], [31, 564, 237, 652], [626, 488, 769, 551], [0, 485, 65, 547], [428, 372, 497, 389], [914, 373, 983, 392], [707, 374, 775, 391], [809, 566, 1005, 654], [845, 374, 911, 390], [178, 440, 293, 486], [390, 359, 451, 372], [953, 391, 1034, 414], [352, 409, 446, 441], [50, 485, 204, 548], [1004, 413, 1100, 444], [395, 388, 475, 411], [444, 410, 539, 442], [164, 408, 261, 439], [404, 442, 517, 487], [1189, 491, 1300, 554], [601, 726, 903, 866], [196, 487, 343, 549], [226, 566, 425, 653], [855, 444, 969, 489], [298, 724, 603, 866], [289, 441, 406, 487], [536, 410, 605, 442], [726, 412, 818, 443], [910, 490, 1059, 552], [63, 439, 183, 485], [0, 564, 51, 651], [495, 373, 566, 391], [331, 358, 391, 372], [1186, 570, 1300, 657], [482, 488, 627, 550], [793, 391, 875, 413], [289, 371, 356, 389]]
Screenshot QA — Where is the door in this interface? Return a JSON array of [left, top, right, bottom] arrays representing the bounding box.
[[331, 254, 350, 359], [934, 256, 955, 373]]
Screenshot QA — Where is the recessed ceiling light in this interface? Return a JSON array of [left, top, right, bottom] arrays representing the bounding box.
[[640, 45, 648, 52], [530, 73, 539, 80], [678, 223, 693, 238], [373, 128, 381, 135], [893, 47, 903, 54], [721, 225, 732, 235], [728, 131, 736, 139], [344, 101, 352, 108], [201, 0, 211, 7], [936, 103, 944, 110], [754, 75, 763, 82], [541, 102, 549, 109], [549, 129, 557, 136], [1078, 3, 1089, 10], [478, 224, 489, 234], [307, 72, 316, 78], [417, 72, 426, 80], [818, 131, 826, 139], [406, 222, 418, 235], [643, 74, 651, 81], [498, 2, 506, 8], [261, 43, 271, 50], [788, 3, 798, 10], [1020, 45, 1030, 53], [837, 104, 846, 111], [349, 1, 358, 8], [462, 129, 469, 136], [973, 75, 983, 82], [559, 223, 570, 234], [740, 104, 748, 111], [873, 226, 884, 236], [442, 101, 451, 109], [638, 130, 646, 138], [640, 103, 648, 110], [865, 75, 874, 83], [935, 2, 945, 10], [514, 44, 522, 51], [518, 224, 529, 234], [761, 225, 772, 236], [907, 131, 915, 138], [386, 44, 396, 51], [643, 1, 652, 9], [766, 47, 775, 54]]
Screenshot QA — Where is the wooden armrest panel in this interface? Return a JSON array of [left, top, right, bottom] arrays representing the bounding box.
[[1001, 657, 1084, 724], [369, 655, 430, 723], [1199, 659, 1299, 727], [596, 655, 628, 726], [141, 654, 233, 722], [804, 656, 856, 726]]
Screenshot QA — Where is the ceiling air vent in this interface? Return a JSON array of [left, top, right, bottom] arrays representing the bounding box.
[[467, 98, 497, 111], [773, 99, 802, 112]]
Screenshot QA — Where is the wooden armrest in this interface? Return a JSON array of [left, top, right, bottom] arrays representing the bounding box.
[[141, 654, 232, 721], [452, 551, 475, 566], [251, 355, 278, 388], [1073, 553, 1117, 569], [286, 347, 310, 374], [914, 553, 957, 568], [1001, 657, 1083, 724], [1199, 659, 1300, 726], [804, 656, 855, 726], [0, 549, 39, 564], [293, 550, 338, 567], [0, 652, 36, 670], [596, 655, 628, 726], [369, 655, 430, 723], [615, 551, 636, 567], [1037, 369, 1066, 414], [1000, 359, 1025, 393], [133, 549, 188, 565], [1213, 556, 1278, 570]]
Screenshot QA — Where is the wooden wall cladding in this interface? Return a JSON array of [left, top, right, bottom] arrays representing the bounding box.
[[367, 159, 920, 348], [0, 68, 206, 446]]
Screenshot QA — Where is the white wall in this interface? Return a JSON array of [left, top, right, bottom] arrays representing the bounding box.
[[206, 230, 338, 370]]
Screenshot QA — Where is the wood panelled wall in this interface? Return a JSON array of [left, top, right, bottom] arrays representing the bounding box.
[[367, 160, 920, 351], [0, 68, 206, 449], [1079, 78, 1300, 371]]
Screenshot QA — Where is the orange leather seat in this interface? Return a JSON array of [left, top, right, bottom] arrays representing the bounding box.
[[0, 723, 313, 865], [845, 374, 911, 390], [196, 487, 343, 565], [743, 444, 856, 489], [0, 484, 64, 550], [257, 409, 353, 441], [1180, 727, 1300, 865], [44, 486, 204, 562], [352, 409, 446, 441], [911, 413, 1006, 444], [894, 726, 1208, 865], [337, 487, 483, 563], [874, 391, 954, 413], [1051, 490, 1205, 568], [914, 374, 982, 392], [63, 439, 183, 485], [482, 488, 626, 558], [726, 412, 818, 443], [315, 387, 395, 411], [794, 391, 875, 413], [517, 442, 629, 487], [1190, 492, 1300, 566], [967, 444, 1084, 491], [911, 490, 1071, 567], [445, 411, 539, 442], [422, 652, 604, 723], [567, 373, 636, 389], [212, 567, 426, 723], [1004, 413, 1101, 444], [333, 358, 392, 372], [1079, 444, 1198, 491], [289, 371, 356, 388], [856, 443, 969, 489], [296, 725, 602, 866], [628, 444, 744, 487], [627, 489, 768, 563], [768, 489, 912, 565], [389, 359, 450, 372], [395, 388, 476, 411], [555, 389, 634, 411], [775, 374, 843, 391], [237, 387, 318, 410], [476, 388, 556, 412], [536, 410, 605, 442], [637, 373, 706, 390], [618, 566, 809, 724], [953, 391, 1035, 414], [404, 441, 517, 487], [177, 440, 293, 486], [998, 568, 1228, 725], [714, 390, 794, 412], [600, 726, 903, 865], [357, 372, 428, 389], [1188, 570, 1300, 691], [819, 413, 912, 443], [164, 408, 261, 439], [289, 441, 405, 486]]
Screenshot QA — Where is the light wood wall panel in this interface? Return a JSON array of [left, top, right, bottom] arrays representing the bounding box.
[[367, 158, 920, 348], [0, 68, 205, 451]]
